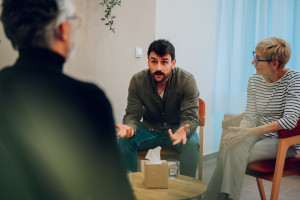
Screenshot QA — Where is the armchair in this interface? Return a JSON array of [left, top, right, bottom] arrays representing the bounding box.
[[220, 114, 300, 200]]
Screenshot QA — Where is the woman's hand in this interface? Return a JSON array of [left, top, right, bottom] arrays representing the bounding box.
[[222, 127, 254, 148]]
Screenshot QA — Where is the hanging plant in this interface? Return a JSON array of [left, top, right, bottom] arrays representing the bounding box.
[[100, 0, 121, 33]]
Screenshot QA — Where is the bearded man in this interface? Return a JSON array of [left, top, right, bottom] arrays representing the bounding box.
[[116, 39, 200, 178]]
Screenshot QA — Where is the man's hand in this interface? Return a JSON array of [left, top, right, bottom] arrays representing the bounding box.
[[168, 124, 190, 145], [115, 124, 135, 138], [222, 127, 253, 148]]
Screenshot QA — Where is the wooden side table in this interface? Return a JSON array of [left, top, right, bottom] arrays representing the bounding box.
[[131, 172, 207, 200]]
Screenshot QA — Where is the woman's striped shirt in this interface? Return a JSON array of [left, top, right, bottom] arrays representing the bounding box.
[[241, 70, 300, 150]]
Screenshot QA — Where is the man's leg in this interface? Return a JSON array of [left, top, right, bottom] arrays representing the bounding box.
[[180, 131, 199, 177], [118, 125, 164, 172], [118, 136, 138, 172], [166, 131, 199, 177]]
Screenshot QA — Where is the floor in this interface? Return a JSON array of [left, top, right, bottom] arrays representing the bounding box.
[[202, 158, 300, 200]]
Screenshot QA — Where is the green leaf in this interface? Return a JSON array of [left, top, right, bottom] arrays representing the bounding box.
[[100, 0, 121, 33]]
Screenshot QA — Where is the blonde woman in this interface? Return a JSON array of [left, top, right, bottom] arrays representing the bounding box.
[[204, 37, 300, 200]]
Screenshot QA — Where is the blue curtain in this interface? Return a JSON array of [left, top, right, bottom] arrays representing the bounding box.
[[213, 0, 300, 115]]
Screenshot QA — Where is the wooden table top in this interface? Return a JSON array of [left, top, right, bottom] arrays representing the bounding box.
[[131, 172, 207, 200]]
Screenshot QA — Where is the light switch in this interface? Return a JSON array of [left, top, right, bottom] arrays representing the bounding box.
[[136, 47, 142, 58]]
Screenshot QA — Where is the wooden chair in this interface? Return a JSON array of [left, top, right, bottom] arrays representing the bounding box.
[[220, 114, 300, 200], [137, 97, 205, 180]]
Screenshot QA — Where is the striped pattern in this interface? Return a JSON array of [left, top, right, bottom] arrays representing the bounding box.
[[242, 70, 300, 150]]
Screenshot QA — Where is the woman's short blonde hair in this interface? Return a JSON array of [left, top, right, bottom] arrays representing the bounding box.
[[255, 37, 291, 69]]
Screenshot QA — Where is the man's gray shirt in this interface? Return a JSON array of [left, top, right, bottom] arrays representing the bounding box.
[[123, 67, 199, 137]]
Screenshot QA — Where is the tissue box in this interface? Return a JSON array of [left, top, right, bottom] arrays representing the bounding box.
[[144, 160, 168, 188]]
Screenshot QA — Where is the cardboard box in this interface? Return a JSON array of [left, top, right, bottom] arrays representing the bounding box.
[[143, 160, 168, 189]]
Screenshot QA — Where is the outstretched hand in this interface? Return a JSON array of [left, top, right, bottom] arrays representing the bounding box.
[[115, 124, 134, 138], [168, 124, 190, 145], [222, 127, 253, 148]]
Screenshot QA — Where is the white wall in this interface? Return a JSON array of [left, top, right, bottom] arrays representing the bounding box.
[[65, 0, 156, 124], [0, 2, 18, 67], [156, 0, 219, 155]]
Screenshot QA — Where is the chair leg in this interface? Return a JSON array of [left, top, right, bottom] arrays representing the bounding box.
[[270, 166, 284, 200], [270, 140, 288, 200], [198, 126, 204, 180], [137, 159, 141, 172], [256, 178, 266, 200]]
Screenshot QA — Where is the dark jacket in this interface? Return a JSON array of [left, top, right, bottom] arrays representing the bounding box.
[[0, 48, 135, 200], [123, 67, 199, 137]]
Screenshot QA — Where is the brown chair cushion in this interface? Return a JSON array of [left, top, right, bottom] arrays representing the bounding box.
[[247, 159, 276, 173], [247, 157, 300, 174]]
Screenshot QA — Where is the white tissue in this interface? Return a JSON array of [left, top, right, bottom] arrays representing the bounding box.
[[145, 146, 162, 164]]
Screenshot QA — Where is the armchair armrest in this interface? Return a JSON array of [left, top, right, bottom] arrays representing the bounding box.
[[277, 120, 300, 152], [222, 112, 245, 129], [278, 119, 300, 139], [218, 112, 245, 159]]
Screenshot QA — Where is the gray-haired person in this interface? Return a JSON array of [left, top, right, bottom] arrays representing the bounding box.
[[0, 0, 135, 199]]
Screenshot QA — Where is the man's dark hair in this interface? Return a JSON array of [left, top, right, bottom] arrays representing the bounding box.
[[147, 39, 175, 61], [1, 0, 60, 50]]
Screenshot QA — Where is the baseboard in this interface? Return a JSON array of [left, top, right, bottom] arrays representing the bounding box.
[[203, 152, 218, 161]]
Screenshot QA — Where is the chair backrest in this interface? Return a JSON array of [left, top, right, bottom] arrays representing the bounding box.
[[198, 98, 205, 180], [198, 98, 205, 126]]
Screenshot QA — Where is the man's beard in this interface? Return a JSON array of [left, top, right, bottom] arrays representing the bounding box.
[[152, 71, 168, 83]]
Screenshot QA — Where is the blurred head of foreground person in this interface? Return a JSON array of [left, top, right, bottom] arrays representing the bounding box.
[[0, 0, 135, 199], [203, 37, 300, 200]]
